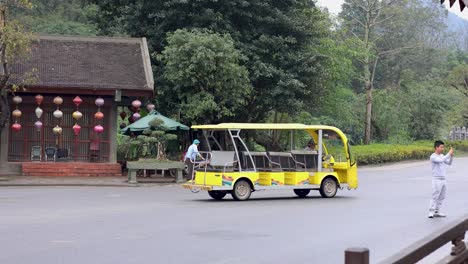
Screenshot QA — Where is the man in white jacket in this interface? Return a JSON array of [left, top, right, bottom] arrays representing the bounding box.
[[428, 140, 454, 218]]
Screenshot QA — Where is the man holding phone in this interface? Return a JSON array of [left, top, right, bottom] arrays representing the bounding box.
[[428, 140, 454, 218]]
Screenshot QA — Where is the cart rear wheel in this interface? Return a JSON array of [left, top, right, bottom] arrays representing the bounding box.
[[208, 191, 227, 200], [319, 177, 338, 198], [293, 189, 310, 198], [231, 179, 252, 201]]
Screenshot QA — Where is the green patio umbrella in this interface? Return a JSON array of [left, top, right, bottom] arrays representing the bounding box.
[[121, 111, 189, 135]]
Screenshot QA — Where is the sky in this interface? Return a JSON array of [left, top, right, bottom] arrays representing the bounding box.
[[316, 0, 468, 20]]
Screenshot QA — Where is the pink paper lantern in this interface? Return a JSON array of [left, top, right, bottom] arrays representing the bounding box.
[[94, 125, 104, 134], [132, 112, 141, 121], [73, 96, 83, 107], [73, 123, 81, 136], [132, 100, 142, 109]]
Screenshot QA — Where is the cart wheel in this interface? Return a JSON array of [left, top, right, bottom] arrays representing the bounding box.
[[208, 191, 227, 200], [319, 177, 338, 198], [231, 179, 252, 201], [293, 189, 310, 198]]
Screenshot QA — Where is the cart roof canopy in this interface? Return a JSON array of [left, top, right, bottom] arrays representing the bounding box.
[[192, 123, 341, 131]]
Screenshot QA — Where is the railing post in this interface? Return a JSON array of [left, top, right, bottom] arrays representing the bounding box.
[[451, 233, 466, 256], [345, 248, 369, 264]]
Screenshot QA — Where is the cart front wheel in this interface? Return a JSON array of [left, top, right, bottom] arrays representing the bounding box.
[[208, 191, 227, 200], [319, 177, 338, 198], [231, 179, 252, 201], [293, 189, 310, 198]]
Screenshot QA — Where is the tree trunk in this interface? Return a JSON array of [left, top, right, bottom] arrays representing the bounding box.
[[156, 142, 166, 160], [0, 92, 10, 129], [362, 0, 373, 145], [0, 7, 9, 131], [364, 82, 373, 144]]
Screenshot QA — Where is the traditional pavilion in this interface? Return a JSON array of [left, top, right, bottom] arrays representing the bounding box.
[[0, 35, 154, 176]]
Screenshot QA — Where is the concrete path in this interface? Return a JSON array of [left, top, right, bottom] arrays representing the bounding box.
[[0, 157, 467, 264]]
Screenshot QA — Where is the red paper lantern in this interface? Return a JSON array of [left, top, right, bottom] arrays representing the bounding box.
[[128, 105, 137, 112], [73, 96, 83, 107], [119, 112, 127, 120], [11, 123, 21, 132], [35, 94, 44, 105]]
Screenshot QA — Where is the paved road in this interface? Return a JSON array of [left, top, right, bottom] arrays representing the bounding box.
[[1, 157, 467, 264]]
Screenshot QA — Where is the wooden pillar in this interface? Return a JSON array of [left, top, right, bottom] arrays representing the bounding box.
[[345, 248, 369, 264]]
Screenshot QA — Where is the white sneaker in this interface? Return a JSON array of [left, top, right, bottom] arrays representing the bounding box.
[[428, 212, 434, 218], [434, 212, 446, 217]]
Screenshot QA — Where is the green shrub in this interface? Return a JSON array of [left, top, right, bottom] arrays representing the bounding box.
[[353, 140, 468, 165]]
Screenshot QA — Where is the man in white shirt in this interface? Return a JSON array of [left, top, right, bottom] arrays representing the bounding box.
[[428, 140, 454, 218]]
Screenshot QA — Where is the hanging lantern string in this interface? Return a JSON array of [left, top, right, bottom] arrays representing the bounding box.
[[11, 95, 22, 133]]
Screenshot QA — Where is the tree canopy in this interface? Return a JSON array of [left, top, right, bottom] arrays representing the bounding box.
[[92, 0, 332, 124], [0, 0, 34, 131], [5, 0, 468, 144]]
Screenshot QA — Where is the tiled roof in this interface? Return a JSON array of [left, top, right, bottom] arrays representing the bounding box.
[[441, 0, 467, 11], [10, 35, 154, 93]]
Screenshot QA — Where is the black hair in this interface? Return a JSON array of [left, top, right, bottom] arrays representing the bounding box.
[[434, 140, 444, 149]]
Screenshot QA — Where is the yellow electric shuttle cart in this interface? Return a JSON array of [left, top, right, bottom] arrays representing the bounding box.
[[182, 123, 358, 201]]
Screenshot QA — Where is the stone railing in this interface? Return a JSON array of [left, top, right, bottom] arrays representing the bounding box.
[[345, 213, 468, 264]]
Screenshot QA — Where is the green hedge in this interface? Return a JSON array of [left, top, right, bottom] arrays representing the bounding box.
[[353, 140, 468, 165]]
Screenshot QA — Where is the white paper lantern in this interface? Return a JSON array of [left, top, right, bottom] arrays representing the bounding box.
[[53, 109, 63, 119], [95, 97, 105, 107], [12, 96, 22, 104], [35, 107, 43, 119], [146, 103, 155, 112]]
